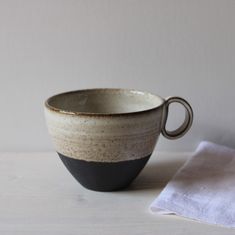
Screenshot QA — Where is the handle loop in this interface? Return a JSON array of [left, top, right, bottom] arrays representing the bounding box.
[[161, 97, 193, 139]]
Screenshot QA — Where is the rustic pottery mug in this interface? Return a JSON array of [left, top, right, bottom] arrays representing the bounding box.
[[44, 88, 193, 191]]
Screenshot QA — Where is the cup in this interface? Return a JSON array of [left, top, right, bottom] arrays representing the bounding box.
[[44, 88, 193, 191]]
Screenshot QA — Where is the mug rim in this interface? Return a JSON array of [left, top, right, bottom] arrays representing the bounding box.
[[44, 88, 165, 117]]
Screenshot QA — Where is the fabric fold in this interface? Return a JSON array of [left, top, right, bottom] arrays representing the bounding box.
[[150, 141, 235, 228]]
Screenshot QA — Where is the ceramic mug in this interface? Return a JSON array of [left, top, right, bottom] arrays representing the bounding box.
[[44, 88, 193, 191]]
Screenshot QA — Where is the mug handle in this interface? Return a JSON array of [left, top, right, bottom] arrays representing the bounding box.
[[161, 96, 193, 139]]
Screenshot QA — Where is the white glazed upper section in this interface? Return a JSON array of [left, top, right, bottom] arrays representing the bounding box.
[[46, 89, 164, 115], [45, 107, 162, 162]]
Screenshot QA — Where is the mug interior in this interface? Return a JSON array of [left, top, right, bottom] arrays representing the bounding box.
[[46, 89, 164, 115]]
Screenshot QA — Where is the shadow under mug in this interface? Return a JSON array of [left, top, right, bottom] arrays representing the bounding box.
[[44, 89, 193, 191]]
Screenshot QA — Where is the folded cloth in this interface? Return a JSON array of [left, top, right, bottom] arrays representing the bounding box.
[[150, 141, 235, 228]]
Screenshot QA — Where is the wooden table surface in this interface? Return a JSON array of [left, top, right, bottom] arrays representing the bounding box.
[[0, 152, 234, 235]]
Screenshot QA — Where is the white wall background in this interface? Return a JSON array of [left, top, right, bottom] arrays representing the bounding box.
[[0, 0, 234, 152]]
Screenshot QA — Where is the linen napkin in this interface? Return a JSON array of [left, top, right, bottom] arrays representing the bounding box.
[[150, 141, 235, 228]]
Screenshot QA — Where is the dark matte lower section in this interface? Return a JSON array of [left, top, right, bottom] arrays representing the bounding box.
[[58, 153, 151, 192]]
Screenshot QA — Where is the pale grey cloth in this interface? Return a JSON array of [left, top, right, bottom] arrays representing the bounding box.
[[150, 141, 235, 228]]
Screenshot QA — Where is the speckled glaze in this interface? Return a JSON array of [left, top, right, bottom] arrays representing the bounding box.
[[45, 89, 164, 163], [44, 88, 193, 191]]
